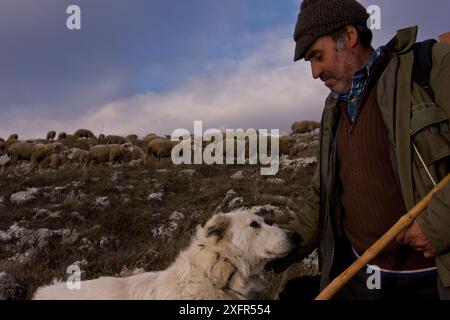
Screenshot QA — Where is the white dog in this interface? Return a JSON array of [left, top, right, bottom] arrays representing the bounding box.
[[33, 209, 300, 300]]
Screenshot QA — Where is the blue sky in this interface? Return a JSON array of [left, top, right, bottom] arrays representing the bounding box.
[[0, 0, 449, 138]]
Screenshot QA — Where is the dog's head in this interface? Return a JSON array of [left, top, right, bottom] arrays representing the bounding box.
[[204, 210, 300, 263]]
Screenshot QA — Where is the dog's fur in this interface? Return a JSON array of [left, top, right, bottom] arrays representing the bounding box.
[[33, 209, 299, 300]]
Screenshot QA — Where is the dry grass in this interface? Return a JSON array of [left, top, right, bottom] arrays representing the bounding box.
[[0, 145, 319, 300]]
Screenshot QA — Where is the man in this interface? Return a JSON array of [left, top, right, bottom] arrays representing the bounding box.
[[271, 0, 450, 299]]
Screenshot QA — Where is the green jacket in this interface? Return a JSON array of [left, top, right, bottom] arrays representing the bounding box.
[[291, 26, 450, 290]]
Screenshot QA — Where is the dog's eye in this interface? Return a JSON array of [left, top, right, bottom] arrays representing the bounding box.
[[250, 221, 260, 228]]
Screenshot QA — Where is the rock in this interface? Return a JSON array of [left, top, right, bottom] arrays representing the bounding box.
[[231, 170, 245, 180], [0, 272, 25, 300], [32, 208, 61, 220], [64, 190, 87, 204], [77, 238, 94, 252], [136, 248, 160, 267], [267, 178, 286, 185], [110, 171, 120, 181], [61, 229, 79, 245], [179, 169, 195, 177], [0, 154, 10, 167], [7, 249, 37, 264], [151, 211, 185, 240], [228, 197, 244, 208], [147, 192, 163, 204], [71, 181, 84, 188], [98, 236, 119, 250], [280, 155, 317, 171], [10, 188, 39, 204], [128, 159, 144, 167], [169, 211, 185, 221], [95, 197, 110, 208], [70, 211, 85, 222]]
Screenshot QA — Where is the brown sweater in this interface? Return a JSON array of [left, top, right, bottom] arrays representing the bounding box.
[[336, 61, 435, 271]]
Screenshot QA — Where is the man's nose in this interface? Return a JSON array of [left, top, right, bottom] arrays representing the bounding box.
[[311, 62, 322, 80]]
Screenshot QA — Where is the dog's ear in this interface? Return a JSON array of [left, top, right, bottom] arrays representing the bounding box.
[[206, 215, 229, 240], [211, 258, 235, 289]]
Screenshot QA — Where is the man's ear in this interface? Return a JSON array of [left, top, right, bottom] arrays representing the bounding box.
[[346, 25, 359, 48], [206, 214, 230, 241]]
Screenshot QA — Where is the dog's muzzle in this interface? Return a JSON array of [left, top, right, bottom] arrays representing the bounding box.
[[265, 231, 302, 274]]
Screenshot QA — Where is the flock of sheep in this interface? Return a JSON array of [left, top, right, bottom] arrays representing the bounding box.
[[0, 129, 172, 175], [0, 120, 320, 176]]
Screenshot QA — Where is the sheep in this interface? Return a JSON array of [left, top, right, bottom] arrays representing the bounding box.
[[97, 134, 106, 144], [104, 135, 127, 145], [6, 134, 19, 146], [40, 153, 65, 170], [7, 134, 18, 141], [84, 142, 134, 168], [291, 120, 320, 135], [67, 148, 89, 167], [146, 138, 178, 161], [144, 133, 157, 140], [73, 129, 96, 140], [129, 145, 150, 164], [24, 142, 65, 175], [57, 132, 67, 140], [7, 141, 36, 174], [47, 130, 56, 141], [126, 134, 138, 143], [279, 136, 295, 155], [143, 134, 166, 144]]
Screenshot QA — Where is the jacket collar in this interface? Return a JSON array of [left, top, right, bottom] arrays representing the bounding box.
[[385, 26, 418, 55]]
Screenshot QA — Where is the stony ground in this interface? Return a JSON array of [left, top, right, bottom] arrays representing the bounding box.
[[0, 138, 319, 300]]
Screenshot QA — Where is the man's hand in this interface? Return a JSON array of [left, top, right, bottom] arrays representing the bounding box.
[[396, 221, 437, 258]]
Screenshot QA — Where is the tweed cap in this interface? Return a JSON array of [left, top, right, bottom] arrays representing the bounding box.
[[293, 0, 369, 61]]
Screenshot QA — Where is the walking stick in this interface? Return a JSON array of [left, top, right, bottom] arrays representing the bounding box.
[[315, 173, 450, 300]]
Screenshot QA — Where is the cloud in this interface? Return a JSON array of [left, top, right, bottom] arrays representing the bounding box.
[[1, 27, 327, 139], [77, 29, 327, 137]]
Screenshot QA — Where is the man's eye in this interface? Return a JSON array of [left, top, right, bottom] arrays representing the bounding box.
[[250, 221, 260, 228]]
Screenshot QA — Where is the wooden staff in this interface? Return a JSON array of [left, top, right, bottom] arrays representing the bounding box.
[[315, 173, 450, 300]]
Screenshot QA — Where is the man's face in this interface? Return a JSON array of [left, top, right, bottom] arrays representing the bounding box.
[[304, 35, 355, 94]]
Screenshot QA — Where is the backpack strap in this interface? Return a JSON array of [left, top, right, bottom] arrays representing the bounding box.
[[412, 39, 438, 101]]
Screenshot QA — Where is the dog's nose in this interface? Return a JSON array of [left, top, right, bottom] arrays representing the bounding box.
[[288, 231, 301, 245]]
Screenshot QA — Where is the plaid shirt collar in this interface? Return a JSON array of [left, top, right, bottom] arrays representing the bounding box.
[[331, 46, 385, 121]]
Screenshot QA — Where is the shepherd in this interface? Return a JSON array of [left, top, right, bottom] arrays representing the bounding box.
[[268, 0, 450, 300]]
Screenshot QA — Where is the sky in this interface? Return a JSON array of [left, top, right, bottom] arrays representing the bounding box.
[[1, 0, 449, 139]]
